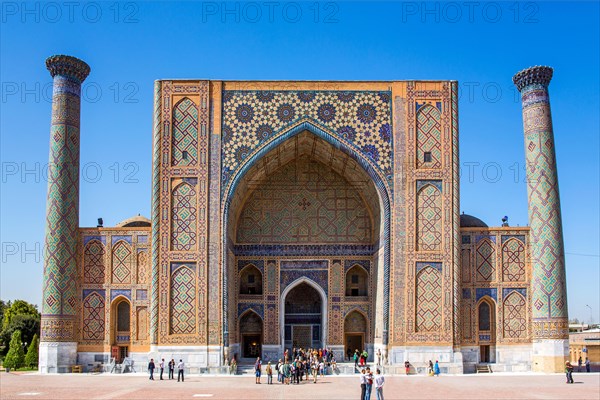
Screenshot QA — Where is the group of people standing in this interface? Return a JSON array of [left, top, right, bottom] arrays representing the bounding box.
[[147, 358, 185, 382], [254, 347, 336, 385], [359, 367, 385, 400]]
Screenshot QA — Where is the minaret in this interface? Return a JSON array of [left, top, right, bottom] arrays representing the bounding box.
[[39, 55, 90, 373], [513, 66, 568, 372]]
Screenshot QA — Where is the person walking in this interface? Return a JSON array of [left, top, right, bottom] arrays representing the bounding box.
[[359, 368, 367, 400], [148, 358, 155, 380], [168, 359, 175, 379], [276, 359, 283, 383], [585, 357, 591, 373], [565, 361, 574, 383], [266, 361, 273, 384], [177, 359, 185, 382], [376, 349, 382, 366], [427, 360, 434, 376], [374, 369, 385, 400], [354, 350, 360, 370], [159, 358, 165, 380], [254, 357, 262, 384], [364, 367, 373, 400], [578, 356, 583, 372], [433, 360, 440, 377], [282, 360, 291, 385], [312, 361, 319, 383], [404, 360, 410, 375]]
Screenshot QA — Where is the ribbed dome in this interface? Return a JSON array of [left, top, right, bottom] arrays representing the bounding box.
[[115, 215, 151, 227], [460, 213, 488, 228]]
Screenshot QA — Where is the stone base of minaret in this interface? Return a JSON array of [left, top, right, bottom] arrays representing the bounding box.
[[38, 342, 77, 373], [532, 339, 569, 373]]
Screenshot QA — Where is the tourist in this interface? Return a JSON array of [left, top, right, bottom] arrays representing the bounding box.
[[312, 360, 319, 383], [374, 368, 385, 400], [362, 350, 369, 366], [427, 360, 434, 376], [433, 360, 440, 377], [404, 360, 410, 375], [148, 358, 155, 380], [284, 348, 289, 362], [159, 358, 165, 380], [354, 349, 360, 369], [177, 359, 185, 382], [578, 356, 583, 372], [319, 359, 325, 376], [365, 367, 374, 400], [266, 361, 273, 384], [254, 357, 262, 384], [565, 361, 574, 383], [359, 368, 367, 400], [276, 359, 283, 383], [230, 357, 237, 375], [376, 349, 382, 366], [168, 359, 175, 379], [282, 360, 291, 385], [585, 357, 591, 373]]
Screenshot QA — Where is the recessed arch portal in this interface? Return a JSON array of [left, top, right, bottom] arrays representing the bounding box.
[[222, 121, 391, 348]]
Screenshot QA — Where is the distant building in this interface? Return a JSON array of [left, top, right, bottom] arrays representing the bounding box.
[[570, 329, 600, 368]]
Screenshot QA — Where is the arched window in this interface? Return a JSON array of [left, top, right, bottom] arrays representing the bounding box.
[[239, 265, 263, 295], [116, 300, 130, 332], [478, 302, 491, 331], [345, 265, 368, 296]]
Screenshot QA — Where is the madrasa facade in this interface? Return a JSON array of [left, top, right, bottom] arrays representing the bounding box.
[[39, 55, 569, 374]]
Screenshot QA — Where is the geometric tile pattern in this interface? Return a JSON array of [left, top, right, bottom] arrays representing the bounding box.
[[170, 265, 196, 334], [503, 291, 527, 338], [416, 104, 442, 169], [416, 184, 442, 251], [172, 98, 198, 166], [136, 307, 148, 341], [83, 240, 105, 284], [221, 90, 393, 189], [515, 68, 568, 340], [111, 241, 132, 284], [136, 251, 149, 284], [502, 239, 525, 282], [41, 60, 88, 342], [415, 266, 442, 332], [476, 239, 495, 282], [82, 291, 105, 341], [171, 182, 198, 251], [236, 157, 372, 244]]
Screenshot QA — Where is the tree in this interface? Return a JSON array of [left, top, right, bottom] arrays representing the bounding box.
[[1, 314, 40, 356], [3, 330, 25, 370], [2, 300, 40, 331], [24, 334, 39, 369]]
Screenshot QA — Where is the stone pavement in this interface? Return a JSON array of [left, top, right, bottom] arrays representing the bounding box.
[[1, 372, 599, 400]]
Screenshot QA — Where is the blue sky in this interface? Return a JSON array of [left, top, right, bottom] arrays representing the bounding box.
[[1, 1, 598, 323]]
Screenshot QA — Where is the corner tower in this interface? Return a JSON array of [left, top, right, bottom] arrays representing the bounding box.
[[39, 55, 90, 373], [513, 66, 568, 372]]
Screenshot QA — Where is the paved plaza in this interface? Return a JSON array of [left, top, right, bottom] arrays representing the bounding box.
[[1, 372, 598, 400]]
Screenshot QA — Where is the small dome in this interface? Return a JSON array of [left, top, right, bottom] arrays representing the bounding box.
[[115, 215, 151, 228], [460, 213, 488, 228]]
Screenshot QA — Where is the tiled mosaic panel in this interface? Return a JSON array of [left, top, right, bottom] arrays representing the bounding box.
[[137, 307, 148, 340], [416, 105, 442, 169], [461, 249, 471, 283], [415, 266, 442, 332], [42, 117, 81, 333], [462, 304, 472, 339], [236, 157, 372, 244], [82, 291, 105, 341], [136, 251, 149, 284], [503, 292, 527, 338], [521, 86, 568, 328], [344, 310, 367, 332], [83, 240, 105, 284], [111, 241, 132, 284], [502, 239, 525, 282], [170, 266, 196, 334], [416, 184, 442, 251], [476, 239, 495, 282], [171, 182, 198, 251], [172, 98, 198, 166], [221, 90, 393, 189]]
